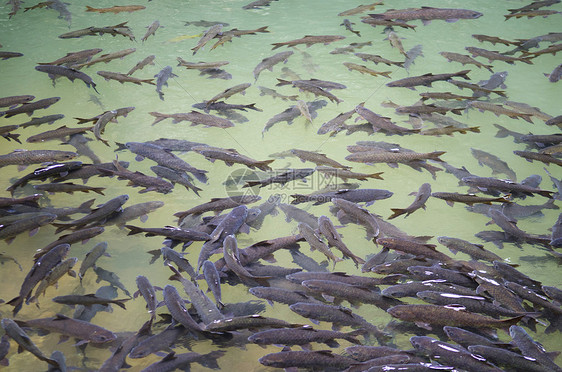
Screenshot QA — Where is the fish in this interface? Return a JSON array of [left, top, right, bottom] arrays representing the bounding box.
[[387, 70, 471, 89], [343, 62, 392, 78], [259, 350, 357, 370], [461, 176, 554, 198], [177, 59, 229, 70], [410, 336, 503, 371], [105, 201, 164, 227], [34, 226, 105, 260], [85, 5, 145, 13], [331, 198, 380, 239], [471, 148, 517, 180], [94, 267, 131, 297], [125, 142, 208, 182], [440, 51, 494, 72], [437, 236, 503, 262], [249, 286, 321, 306], [141, 351, 224, 372], [510, 325, 562, 371], [202, 260, 223, 309], [0, 95, 35, 108], [341, 19, 360, 36], [271, 35, 345, 50], [514, 150, 562, 166], [52, 194, 129, 232], [388, 304, 523, 330], [174, 195, 261, 219], [1, 97, 60, 118], [74, 48, 136, 69], [361, 17, 418, 30], [206, 83, 252, 104], [431, 192, 511, 206], [468, 345, 556, 372], [354, 53, 404, 67], [125, 226, 211, 247], [371, 7, 483, 24], [30, 260, 73, 306], [243, 168, 314, 188], [52, 294, 129, 310], [192, 24, 223, 55], [420, 125, 480, 136], [33, 182, 105, 195], [385, 30, 406, 56], [38, 49, 103, 67], [316, 166, 384, 182], [25, 125, 92, 143], [469, 101, 534, 123], [250, 326, 362, 348], [97, 71, 155, 85], [78, 242, 109, 282], [448, 79, 506, 96], [142, 20, 160, 42], [546, 63, 562, 82], [205, 314, 293, 332], [376, 237, 451, 262], [330, 41, 372, 55], [388, 183, 431, 219], [291, 188, 393, 206], [19, 313, 116, 344], [0, 213, 57, 244], [253, 51, 293, 81], [0, 51, 23, 59], [35, 65, 98, 93], [466, 46, 533, 64], [289, 302, 390, 342], [161, 247, 197, 280], [127, 55, 156, 75], [318, 215, 365, 265], [1, 318, 59, 367], [133, 275, 158, 320], [346, 150, 445, 166], [154, 66, 177, 100], [128, 325, 188, 359], [7, 161, 83, 194], [298, 222, 342, 267], [276, 78, 347, 90], [168, 267, 224, 324], [290, 149, 350, 169], [473, 34, 519, 46], [192, 145, 275, 171], [150, 166, 201, 196], [505, 9, 560, 19], [149, 110, 235, 128]]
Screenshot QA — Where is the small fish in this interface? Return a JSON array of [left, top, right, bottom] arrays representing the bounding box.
[[142, 20, 160, 43], [338, 2, 383, 16], [341, 19, 360, 36], [343, 62, 391, 77], [127, 55, 155, 76], [85, 5, 145, 13], [388, 183, 431, 219], [53, 294, 129, 309], [192, 24, 223, 55], [154, 66, 177, 100], [253, 51, 293, 81], [97, 71, 155, 85], [271, 35, 346, 50], [78, 242, 109, 282]]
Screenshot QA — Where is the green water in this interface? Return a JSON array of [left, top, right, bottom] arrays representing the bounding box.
[[0, 0, 561, 370]]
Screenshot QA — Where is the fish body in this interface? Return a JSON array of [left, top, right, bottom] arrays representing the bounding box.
[[134, 275, 158, 317], [271, 35, 345, 50], [26, 125, 92, 143], [259, 350, 356, 370], [1, 97, 60, 118], [127, 55, 156, 75], [20, 313, 116, 343], [338, 2, 383, 16], [142, 20, 160, 42], [469, 101, 534, 123], [53, 294, 128, 309], [509, 326, 562, 371], [35, 65, 98, 93], [318, 215, 364, 265], [437, 236, 502, 261], [34, 226, 105, 260], [291, 188, 393, 206], [1, 318, 59, 367], [193, 145, 274, 171], [192, 24, 223, 54], [440, 51, 494, 72], [53, 194, 129, 232], [354, 53, 404, 67], [290, 149, 349, 169], [105, 201, 164, 227], [371, 7, 483, 23], [97, 71, 155, 85], [154, 66, 177, 100], [78, 242, 108, 281], [331, 198, 379, 238], [343, 62, 391, 77], [471, 148, 517, 180], [346, 150, 445, 165], [387, 70, 471, 88], [462, 176, 554, 198], [253, 51, 293, 81], [39, 49, 103, 67], [85, 5, 145, 13], [388, 183, 431, 219], [162, 284, 203, 333], [74, 48, 136, 69], [388, 304, 523, 329], [466, 46, 533, 64]]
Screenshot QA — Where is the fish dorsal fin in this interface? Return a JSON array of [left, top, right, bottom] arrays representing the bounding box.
[[332, 272, 350, 277], [161, 352, 177, 362], [54, 313, 70, 320]]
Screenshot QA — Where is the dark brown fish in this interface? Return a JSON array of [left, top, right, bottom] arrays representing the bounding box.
[[271, 35, 345, 50], [388, 183, 431, 219], [431, 192, 511, 206], [388, 305, 523, 329], [1, 97, 60, 118], [387, 70, 471, 89], [370, 7, 483, 24]]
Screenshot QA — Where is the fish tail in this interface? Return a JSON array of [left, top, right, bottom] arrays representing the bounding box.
[[501, 315, 525, 328], [457, 70, 471, 80], [145, 79, 156, 86], [494, 124, 510, 138], [255, 26, 269, 33], [289, 194, 306, 205], [113, 299, 129, 310], [430, 151, 446, 161], [388, 208, 407, 220], [85, 6, 95, 12], [257, 159, 275, 171], [271, 43, 282, 50], [124, 225, 143, 235], [519, 57, 534, 65], [148, 112, 168, 126], [275, 78, 291, 86], [538, 190, 554, 198], [368, 172, 384, 180], [469, 126, 481, 133], [7, 296, 23, 315]]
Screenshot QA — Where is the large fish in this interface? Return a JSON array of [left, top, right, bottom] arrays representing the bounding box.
[[253, 51, 293, 81], [388, 183, 431, 219], [1, 319, 59, 367], [271, 35, 345, 50], [191, 24, 223, 55], [35, 65, 98, 93], [1, 97, 60, 118], [370, 7, 483, 24], [85, 5, 145, 13], [387, 70, 471, 89]]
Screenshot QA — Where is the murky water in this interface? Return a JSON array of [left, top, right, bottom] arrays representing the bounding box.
[[0, 0, 561, 370]]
